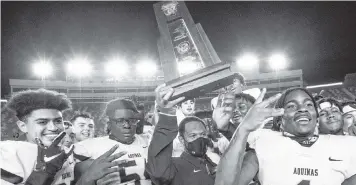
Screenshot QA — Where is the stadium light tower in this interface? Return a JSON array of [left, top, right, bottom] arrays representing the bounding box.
[[66, 57, 92, 78], [105, 58, 128, 77], [236, 54, 259, 71], [32, 60, 53, 79], [136, 59, 157, 77], [268, 53, 287, 71]]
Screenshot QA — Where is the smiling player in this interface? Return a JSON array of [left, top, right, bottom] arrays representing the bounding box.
[[0, 89, 75, 185], [215, 88, 356, 185]]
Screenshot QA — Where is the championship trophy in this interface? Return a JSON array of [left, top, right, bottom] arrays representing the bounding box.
[[154, 1, 238, 100]]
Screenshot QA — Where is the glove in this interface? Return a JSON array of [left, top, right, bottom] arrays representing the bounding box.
[[25, 132, 74, 185]]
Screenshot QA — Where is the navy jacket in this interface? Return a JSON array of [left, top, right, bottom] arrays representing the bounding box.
[[146, 113, 216, 185]]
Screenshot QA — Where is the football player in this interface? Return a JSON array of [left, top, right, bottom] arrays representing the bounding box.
[[194, 110, 230, 162], [213, 93, 256, 140], [136, 103, 153, 135], [316, 98, 344, 135], [226, 72, 246, 95], [0, 89, 75, 185], [70, 112, 95, 143], [215, 88, 356, 185], [341, 101, 356, 136], [73, 98, 152, 185], [232, 93, 255, 125], [211, 73, 246, 110], [178, 99, 196, 117]]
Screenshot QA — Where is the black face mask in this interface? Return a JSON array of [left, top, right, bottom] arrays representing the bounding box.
[[185, 137, 211, 157]]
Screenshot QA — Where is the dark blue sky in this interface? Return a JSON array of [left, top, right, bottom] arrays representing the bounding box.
[[2, 1, 356, 97]]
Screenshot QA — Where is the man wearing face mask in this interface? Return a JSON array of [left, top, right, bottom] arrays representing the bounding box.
[[193, 110, 229, 165], [146, 84, 217, 185]]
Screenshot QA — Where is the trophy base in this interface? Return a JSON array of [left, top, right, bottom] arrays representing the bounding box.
[[163, 63, 238, 101]]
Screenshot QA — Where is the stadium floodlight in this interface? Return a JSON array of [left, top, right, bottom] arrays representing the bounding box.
[[32, 60, 53, 78], [136, 60, 157, 76], [105, 58, 128, 77], [66, 57, 92, 78], [306, 82, 343, 89], [236, 54, 259, 71], [268, 53, 287, 71]]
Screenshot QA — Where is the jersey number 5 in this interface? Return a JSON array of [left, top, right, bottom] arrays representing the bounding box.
[[298, 180, 310, 185]]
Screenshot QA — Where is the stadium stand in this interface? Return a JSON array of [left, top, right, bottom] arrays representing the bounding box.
[[1, 107, 23, 141]]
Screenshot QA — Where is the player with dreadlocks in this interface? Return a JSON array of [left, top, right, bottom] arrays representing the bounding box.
[[216, 87, 356, 185], [0, 89, 75, 185]]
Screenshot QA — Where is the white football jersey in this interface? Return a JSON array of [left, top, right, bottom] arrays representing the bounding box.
[[248, 130, 356, 185], [74, 134, 152, 185], [0, 140, 75, 185]]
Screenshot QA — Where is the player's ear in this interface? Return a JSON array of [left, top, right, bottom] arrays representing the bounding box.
[[16, 120, 28, 133], [178, 135, 185, 144], [280, 119, 286, 130], [106, 122, 112, 134]]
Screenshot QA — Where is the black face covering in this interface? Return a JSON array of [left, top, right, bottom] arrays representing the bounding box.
[[185, 137, 211, 157]]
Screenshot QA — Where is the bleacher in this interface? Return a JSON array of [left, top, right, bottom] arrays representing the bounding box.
[[63, 102, 108, 137], [1, 107, 22, 141], [311, 86, 356, 102]]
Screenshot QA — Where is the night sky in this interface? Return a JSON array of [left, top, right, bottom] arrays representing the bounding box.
[[2, 1, 356, 98]]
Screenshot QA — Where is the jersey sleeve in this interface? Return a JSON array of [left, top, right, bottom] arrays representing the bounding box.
[[142, 128, 154, 145], [247, 130, 261, 150], [73, 141, 92, 161], [0, 141, 25, 182], [1, 179, 16, 185]]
